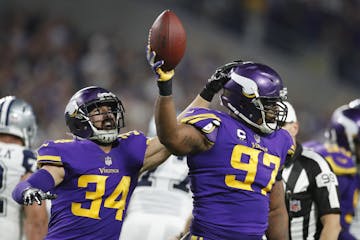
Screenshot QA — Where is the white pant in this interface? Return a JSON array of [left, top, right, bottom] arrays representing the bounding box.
[[120, 212, 187, 240]]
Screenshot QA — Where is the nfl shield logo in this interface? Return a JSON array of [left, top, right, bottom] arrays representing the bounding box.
[[105, 156, 112, 166], [254, 134, 261, 143], [290, 199, 301, 212]]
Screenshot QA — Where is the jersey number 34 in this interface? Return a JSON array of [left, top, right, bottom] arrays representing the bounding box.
[[71, 175, 130, 221]]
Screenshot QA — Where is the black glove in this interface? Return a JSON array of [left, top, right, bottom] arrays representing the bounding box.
[[200, 60, 243, 102], [23, 188, 57, 205]]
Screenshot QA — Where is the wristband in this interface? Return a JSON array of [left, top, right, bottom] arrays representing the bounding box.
[[27, 169, 55, 192], [200, 87, 215, 102], [12, 181, 32, 204], [157, 79, 172, 96]]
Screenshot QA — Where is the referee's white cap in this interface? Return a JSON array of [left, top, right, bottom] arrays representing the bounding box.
[[284, 101, 297, 123]]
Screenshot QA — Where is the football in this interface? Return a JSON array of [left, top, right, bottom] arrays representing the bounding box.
[[148, 9, 186, 71]]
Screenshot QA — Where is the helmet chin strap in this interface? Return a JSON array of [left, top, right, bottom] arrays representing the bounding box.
[[227, 102, 273, 134], [88, 121, 118, 144], [90, 130, 118, 143], [84, 112, 120, 145], [92, 138, 115, 146]]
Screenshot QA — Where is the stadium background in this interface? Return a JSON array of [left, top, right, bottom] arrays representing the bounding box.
[[0, 0, 358, 146]]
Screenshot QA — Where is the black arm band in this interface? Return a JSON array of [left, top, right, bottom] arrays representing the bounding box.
[[200, 87, 215, 102], [157, 79, 172, 96]]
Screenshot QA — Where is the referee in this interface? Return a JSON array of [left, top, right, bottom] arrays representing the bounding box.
[[281, 101, 341, 240]]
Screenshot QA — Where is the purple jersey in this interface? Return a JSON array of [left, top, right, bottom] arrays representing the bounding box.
[[181, 108, 294, 239], [37, 131, 147, 240], [304, 140, 359, 233]]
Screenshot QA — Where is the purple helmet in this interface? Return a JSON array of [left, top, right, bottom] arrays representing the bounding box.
[[220, 62, 287, 134], [326, 99, 360, 155], [65, 86, 125, 144]]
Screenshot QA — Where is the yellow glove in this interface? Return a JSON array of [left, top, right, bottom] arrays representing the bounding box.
[[156, 68, 175, 81], [146, 45, 174, 81]]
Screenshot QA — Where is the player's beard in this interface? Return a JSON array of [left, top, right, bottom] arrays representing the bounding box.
[[91, 117, 118, 146], [101, 118, 116, 130]]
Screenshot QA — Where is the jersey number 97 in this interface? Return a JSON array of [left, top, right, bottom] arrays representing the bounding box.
[[225, 145, 281, 196]]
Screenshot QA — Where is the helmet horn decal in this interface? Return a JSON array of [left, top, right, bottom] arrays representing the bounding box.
[[230, 72, 257, 98], [221, 62, 287, 134]]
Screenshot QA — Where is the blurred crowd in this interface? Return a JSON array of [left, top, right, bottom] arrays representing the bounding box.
[[0, 8, 222, 146], [0, 0, 359, 147], [263, 0, 360, 86], [0, 10, 159, 145], [178, 0, 360, 86]]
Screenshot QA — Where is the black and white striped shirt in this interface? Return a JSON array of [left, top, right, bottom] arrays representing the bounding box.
[[282, 144, 341, 240]]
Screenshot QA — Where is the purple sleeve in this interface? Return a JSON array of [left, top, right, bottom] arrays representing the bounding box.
[[12, 169, 55, 204], [12, 181, 31, 204], [37, 140, 64, 167], [180, 108, 221, 143], [118, 130, 147, 170]]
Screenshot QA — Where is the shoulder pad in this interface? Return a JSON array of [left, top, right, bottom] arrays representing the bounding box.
[[118, 130, 144, 139], [325, 154, 356, 175], [37, 140, 64, 167], [288, 144, 296, 156], [306, 142, 356, 175], [180, 108, 221, 143], [276, 129, 295, 155]]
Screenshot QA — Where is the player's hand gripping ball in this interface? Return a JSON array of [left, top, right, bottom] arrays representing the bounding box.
[[148, 9, 186, 71]]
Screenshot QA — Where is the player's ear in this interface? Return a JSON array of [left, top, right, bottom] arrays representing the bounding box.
[[282, 122, 299, 139], [292, 122, 299, 136]]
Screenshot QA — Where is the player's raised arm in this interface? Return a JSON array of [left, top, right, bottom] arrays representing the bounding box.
[[147, 47, 238, 156], [142, 52, 236, 170]]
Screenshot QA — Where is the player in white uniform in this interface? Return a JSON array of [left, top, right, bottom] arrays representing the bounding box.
[[0, 96, 48, 240], [120, 116, 193, 240]]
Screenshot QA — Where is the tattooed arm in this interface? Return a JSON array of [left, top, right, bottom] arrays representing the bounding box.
[[154, 95, 213, 156]]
